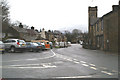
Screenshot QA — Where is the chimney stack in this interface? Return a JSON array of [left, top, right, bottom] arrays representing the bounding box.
[[112, 5, 119, 11], [19, 23, 23, 28], [31, 26, 34, 30], [119, 0, 120, 5]]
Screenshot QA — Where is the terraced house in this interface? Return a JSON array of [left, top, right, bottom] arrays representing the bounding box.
[[88, 2, 119, 52]]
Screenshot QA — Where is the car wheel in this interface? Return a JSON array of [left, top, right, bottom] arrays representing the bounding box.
[[10, 46, 15, 53]]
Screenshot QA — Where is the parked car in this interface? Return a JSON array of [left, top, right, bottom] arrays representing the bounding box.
[[40, 42, 45, 51], [64, 42, 68, 48], [59, 42, 68, 48], [67, 42, 71, 46], [4, 39, 26, 53], [26, 42, 42, 52], [0, 41, 5, 54], [34, 42, 45, 51], [59, 42, 65, 48], [31, 40, 49, 50], [55, 42, 60, 48]]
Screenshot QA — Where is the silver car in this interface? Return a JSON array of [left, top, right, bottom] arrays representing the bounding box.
[[0, 41, 5, 54], [4, 39, 26, 53]]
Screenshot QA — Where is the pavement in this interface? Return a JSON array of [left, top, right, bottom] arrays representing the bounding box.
[[0, 44, 119, 79]]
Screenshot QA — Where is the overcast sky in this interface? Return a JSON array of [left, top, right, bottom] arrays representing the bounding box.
[[8, 0, 119, 32]]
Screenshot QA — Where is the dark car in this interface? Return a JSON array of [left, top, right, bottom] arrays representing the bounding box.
[[26, 42, 42, 52]]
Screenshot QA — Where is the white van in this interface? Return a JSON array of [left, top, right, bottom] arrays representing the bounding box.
[[59, 42, 65, 48]]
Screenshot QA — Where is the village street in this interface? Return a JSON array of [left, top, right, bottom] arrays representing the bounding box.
[[1, 44, 118, 79]]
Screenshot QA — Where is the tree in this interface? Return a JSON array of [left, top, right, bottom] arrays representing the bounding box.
[[0, 0, 10, 31], [64, 30, 72, 42], [0, 0, 10, 22], [72, 29, 82, 36]]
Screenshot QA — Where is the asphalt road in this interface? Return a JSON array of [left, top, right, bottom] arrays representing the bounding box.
[[1, 44, 119, 79]]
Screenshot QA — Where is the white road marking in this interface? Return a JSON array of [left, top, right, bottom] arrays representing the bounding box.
[[80, 61, 86, 63], [54, 52, 80, 64], [9, 64, 41, 67], [3, 66, 56, 69], [73, 61, 80, 64], [2, 64, 57, 69], [101, 71, 113, 75], [90, 67, 97, 70], [82, 64, 89, 67], [2, 50, 56, 62], [89, 64, 96, 66], [42, 64, 56, 68], [66, 58, 73, 61], [54, 75, 92, 78]]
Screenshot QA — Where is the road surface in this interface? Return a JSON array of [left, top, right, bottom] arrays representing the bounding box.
[[1, 44, 118, 79]]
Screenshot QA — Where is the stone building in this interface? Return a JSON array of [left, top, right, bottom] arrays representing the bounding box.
[[102, 5, 119, 52], [88, 6, 98, 49], [2, 24, 39, 41], [88, 2, 119, 52]]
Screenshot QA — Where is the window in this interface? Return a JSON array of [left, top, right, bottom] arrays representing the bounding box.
[[11, 40, 16, 42], [97, 23, 99, 32], [101, 20, 104, 30], [4, 40, 11, 43]]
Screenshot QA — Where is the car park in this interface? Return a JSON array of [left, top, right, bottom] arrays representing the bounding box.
[[26, 42, 42, 52], [31, 40, 51, 50], [4, 39, 26, 53], [0, 41, 5, 54]]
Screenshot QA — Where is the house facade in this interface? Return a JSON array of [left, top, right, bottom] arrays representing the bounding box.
[[88, 2, 119, 52], [2, 24, 39, 41]]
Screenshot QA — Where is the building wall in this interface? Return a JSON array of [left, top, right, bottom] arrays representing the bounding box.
[[88, 3, 119, 52], [88, 6, 98, 49], [41, 29, 46, 39], [103, 10, 118, 52]]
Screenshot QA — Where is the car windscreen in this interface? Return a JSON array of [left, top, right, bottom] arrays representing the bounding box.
[[32, 43, 39, 46]]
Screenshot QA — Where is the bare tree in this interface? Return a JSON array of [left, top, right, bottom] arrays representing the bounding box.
[[0, 0, 10, 22], [0, 0, 10, 31]]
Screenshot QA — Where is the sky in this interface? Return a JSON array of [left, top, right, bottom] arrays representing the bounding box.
[[7, 0, 119, 32]]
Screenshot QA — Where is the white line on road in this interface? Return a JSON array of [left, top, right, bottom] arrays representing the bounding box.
[[101, 71, 113, 75], [73, 61, 80, 64], [80, 61, 87, 63], [2, 50, 56, 62], [42, 64, 56, 68], [2, 66, 56, 69], [53, 51, 80, 64], [54, 75, 92, 78], [81, 64, 89, 67], [90, 67, 97, 70], [89, 64, 96, 66], [9, 64, 41, 67]]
